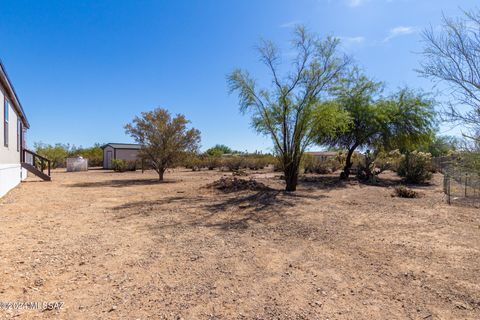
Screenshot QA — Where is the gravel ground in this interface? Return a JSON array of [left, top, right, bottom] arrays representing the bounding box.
[[0, 168, 478, 319]]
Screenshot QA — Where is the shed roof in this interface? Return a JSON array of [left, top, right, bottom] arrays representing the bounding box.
[[0, 59, 29, 128], [101, 143, 142, 150]]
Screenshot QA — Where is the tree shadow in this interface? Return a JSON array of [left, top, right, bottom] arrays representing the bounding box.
[[112, 196, 192, 212], [69, 179, 177, 188], [110, 188, 326, 232], [298, 175, 351, 190], [205, 189, 325, 213]]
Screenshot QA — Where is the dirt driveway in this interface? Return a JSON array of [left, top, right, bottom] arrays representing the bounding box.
[[0, 169, 479, 319]]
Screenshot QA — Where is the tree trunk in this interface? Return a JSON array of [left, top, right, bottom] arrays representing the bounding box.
[[158, 168, 165, 181], [341, 147, 355, 179], [284, 162, 299, 192]]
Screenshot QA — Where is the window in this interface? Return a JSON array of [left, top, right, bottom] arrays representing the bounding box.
[[3, 98, 8, 147]]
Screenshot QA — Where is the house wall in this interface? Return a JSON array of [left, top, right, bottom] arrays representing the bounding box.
[[0, 82, 26, 198], [0, 164, 27, 197], [0, 86, 22, 165]]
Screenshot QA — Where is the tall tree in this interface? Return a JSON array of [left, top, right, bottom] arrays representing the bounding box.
[[419, 9, 480, 138], [317, 69, 436, 179], [228, 26, 350, 191], [125, 108, 201, 181], [317, 69, 383, 178], [380, 89, 437, 153]]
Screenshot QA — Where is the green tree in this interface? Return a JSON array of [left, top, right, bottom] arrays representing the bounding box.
[[34, 142, 70, 168], [70, 143, 104, 167], [316, 69, 383, 178], [420, 134, 458, 158], [206, 144, 233, 156], [125, 108, 201, 181], [318, 69, 436, 179], [228, 26, 350, 191]]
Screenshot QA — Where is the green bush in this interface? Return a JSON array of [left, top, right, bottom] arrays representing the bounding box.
[[222, 156, 246, 171], [302, 154, 342, 174], [112, 159, 137, 172], [183, 153, 202, 171], [397, 151, 432, 184], [182, 153, 276, 172], [374, 150, 401, 172], [34, 142, 104, 168], [244, 155, 272, 170], [71, 144, 103, 167], [202, 155, 222, 170]]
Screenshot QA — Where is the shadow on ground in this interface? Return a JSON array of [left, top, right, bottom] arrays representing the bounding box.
[[68, 179, 177, 188], [298, 175, 350, 190], [111, 187, 327, 232]]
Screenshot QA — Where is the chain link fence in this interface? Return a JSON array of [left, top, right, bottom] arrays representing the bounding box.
[[435, 155, 480, 207]]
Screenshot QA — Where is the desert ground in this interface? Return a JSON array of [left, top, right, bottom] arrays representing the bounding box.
[[0, 168, 479, 319]]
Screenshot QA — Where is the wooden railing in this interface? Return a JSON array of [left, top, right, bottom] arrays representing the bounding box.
[[23, 148, 51, 177]]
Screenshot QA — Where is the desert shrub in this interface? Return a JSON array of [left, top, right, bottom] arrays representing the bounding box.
[[393, 185, 420, 198], [222, 156, 246, 171], [336, 150, 364, 173], [202, 155, 222, 170], [112, 159, 137, 172], [183, 153, 202, 171], [244, 155, 271, 170], [302, 154, 342, 174], [272, 156, 284, 172], [183, 153, 275, 172], [356, 151, 377, 183], [356, 150, 402, 183], [375, 150, 401, 172], [397, 151, 433, 184], [221, 154, 276, 171]]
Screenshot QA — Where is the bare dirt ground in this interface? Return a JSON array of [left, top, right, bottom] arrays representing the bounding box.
[[0, 168, 479, 319]]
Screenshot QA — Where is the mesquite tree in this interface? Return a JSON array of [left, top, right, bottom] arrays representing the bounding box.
[[228, 26, 350, 191], [125, 108, 201, 181], [319, 69, 383, 178], [419, 9, 480, 139], [318, 69, 435, 179]]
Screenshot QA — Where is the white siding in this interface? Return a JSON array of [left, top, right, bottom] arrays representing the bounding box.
[[0, 82, 26, 198], [0, 87, 21, 165], [0, 164, 22, 197]]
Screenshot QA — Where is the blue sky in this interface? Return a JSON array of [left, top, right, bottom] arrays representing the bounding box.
[[0, 0, 477, 152]]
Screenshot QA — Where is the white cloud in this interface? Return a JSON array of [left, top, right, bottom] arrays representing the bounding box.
[[383, 26, 418, 42], [280, 20, 302, 28], [339, 36, 366, 45]]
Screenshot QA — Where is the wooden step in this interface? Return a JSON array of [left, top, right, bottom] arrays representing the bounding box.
[[21, 162, 51, 181]]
